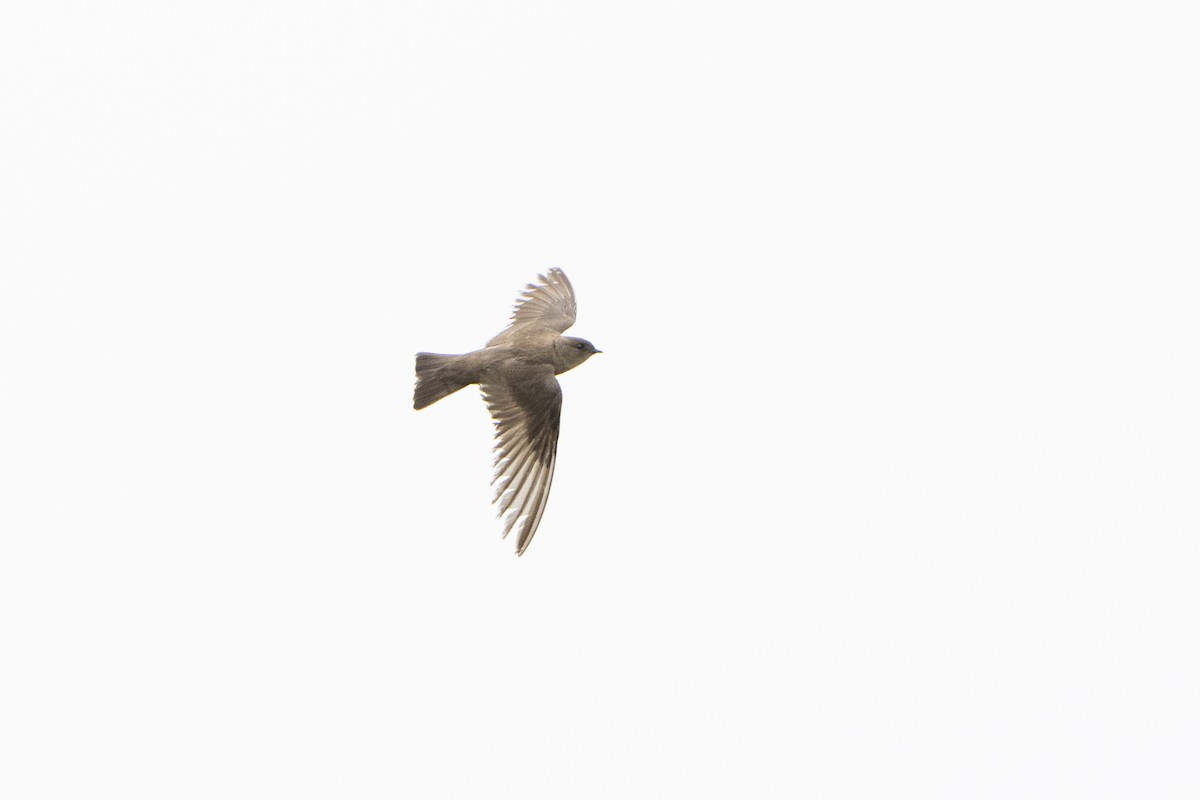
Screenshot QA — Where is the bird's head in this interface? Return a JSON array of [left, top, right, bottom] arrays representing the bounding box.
[[555, 336, 602, 372]]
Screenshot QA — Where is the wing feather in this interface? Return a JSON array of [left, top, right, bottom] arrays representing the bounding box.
[[480, 365, 563, 555], [505, 268, 577, 333]]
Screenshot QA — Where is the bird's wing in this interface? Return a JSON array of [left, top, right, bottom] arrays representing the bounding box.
[[481, 364, 562, 555], [506, 268, 577, 333]]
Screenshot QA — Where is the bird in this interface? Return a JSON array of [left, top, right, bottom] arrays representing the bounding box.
[[413, 268, 601, 555]]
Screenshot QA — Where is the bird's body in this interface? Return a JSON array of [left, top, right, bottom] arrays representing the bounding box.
[[413, 269, 600, 555]]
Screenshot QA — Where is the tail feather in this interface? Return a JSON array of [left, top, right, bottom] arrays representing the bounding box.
[[414, 353, 472, 409]]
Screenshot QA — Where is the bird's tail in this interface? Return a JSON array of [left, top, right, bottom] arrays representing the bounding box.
[[414, 353, 473, 410]]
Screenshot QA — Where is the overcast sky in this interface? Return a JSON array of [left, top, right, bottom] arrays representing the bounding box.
[[2, 2, 1198, 798]]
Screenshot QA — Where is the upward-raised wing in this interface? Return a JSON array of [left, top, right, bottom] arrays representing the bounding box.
[[481, 364, 562, 556], [505, 268, 577, 333]]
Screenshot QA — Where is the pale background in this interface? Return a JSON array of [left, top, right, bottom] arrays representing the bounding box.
[[2, 2, 1197, 798]]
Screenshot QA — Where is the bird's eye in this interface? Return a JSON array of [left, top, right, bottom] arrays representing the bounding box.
[[575, 342, 586, 350]]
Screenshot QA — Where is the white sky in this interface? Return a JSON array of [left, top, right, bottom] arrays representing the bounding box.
[[2, 2, 1198, 798]]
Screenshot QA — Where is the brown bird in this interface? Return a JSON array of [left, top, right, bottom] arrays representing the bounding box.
[[414, 269, 601, 555]]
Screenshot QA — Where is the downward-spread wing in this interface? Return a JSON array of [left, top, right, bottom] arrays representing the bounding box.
[[505, 268, 577, 333], [481, 365, 562, 555]]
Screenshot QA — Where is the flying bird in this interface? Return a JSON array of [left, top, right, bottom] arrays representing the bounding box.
[[413, 269, 601, 555]]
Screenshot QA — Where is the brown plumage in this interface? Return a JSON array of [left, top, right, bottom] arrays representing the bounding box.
[[413, 269, 601, 555]]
